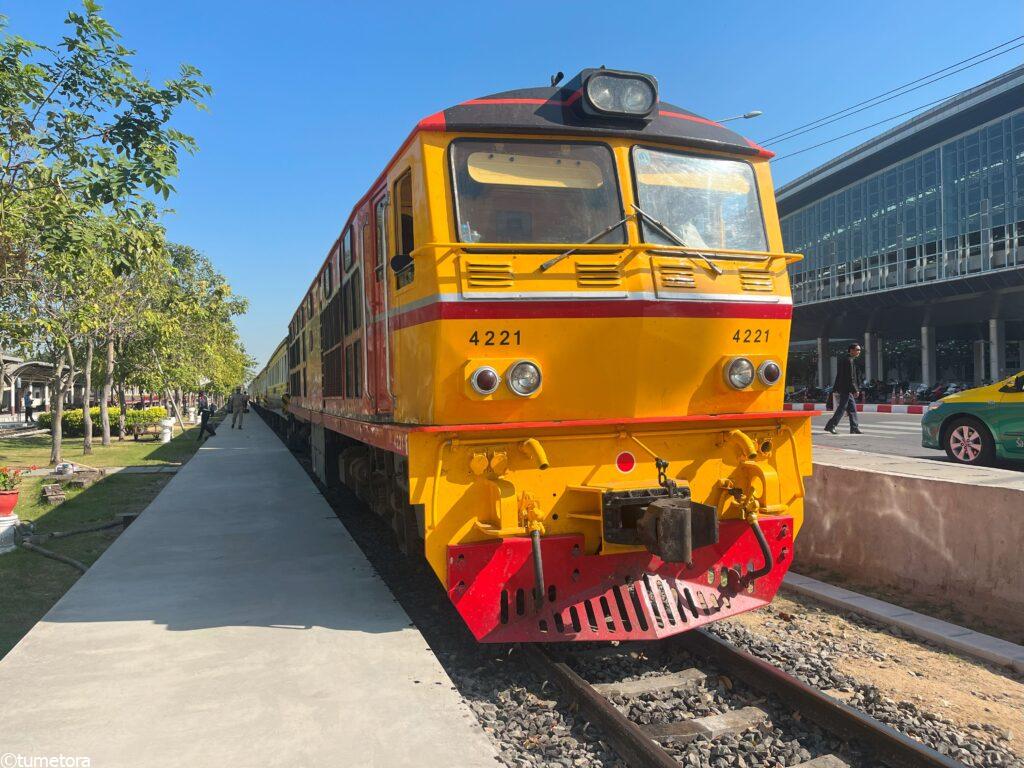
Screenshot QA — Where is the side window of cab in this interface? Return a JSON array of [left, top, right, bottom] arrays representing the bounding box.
[[392, 170, 415, 289]]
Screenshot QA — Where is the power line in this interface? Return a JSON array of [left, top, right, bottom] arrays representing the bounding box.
[[771, 94, 955, 162], [761, 36, 1024, 145], [765, 42, 1024, 147]]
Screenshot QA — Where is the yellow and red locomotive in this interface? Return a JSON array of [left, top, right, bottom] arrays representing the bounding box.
[[258, 68, 813, 642]]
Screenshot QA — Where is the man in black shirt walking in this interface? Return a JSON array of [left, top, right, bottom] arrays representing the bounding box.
[[196, 391, 217, 441], [825, 343, 863, 435]]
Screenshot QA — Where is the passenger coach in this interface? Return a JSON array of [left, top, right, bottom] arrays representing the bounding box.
[[254, 68, 814, 642]]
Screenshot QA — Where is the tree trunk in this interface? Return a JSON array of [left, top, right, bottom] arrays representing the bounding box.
[[50, 388, 64, 465], [117, 383, 127, 440], [100, 336, 115, 446], [49, 360, 66, 466], [50, 342, 77, 465], [82, 337, 94, 454]]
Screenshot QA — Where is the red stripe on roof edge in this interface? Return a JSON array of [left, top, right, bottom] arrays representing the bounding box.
[[658, 110, 724, 128], [417, 111, 447, 131], [745, 138, 775, 159]]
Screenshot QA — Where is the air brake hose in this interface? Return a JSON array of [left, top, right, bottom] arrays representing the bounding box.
[[531, 529, 545, 609], [746, 517, 774, 581]]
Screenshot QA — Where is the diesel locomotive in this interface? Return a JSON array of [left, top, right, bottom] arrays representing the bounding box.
[[250, 68, 814, 642]]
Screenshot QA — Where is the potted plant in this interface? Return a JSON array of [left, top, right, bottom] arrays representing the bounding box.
[[0, 466, 25, 516]]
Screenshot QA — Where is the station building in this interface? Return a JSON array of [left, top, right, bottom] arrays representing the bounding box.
[[778, 64, 1024, 388]]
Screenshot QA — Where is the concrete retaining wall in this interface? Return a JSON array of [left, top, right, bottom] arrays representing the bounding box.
[[796, 459, 1024, 638]]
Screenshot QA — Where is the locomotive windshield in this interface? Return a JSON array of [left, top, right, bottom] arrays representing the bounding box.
[[450, 139, 625, 244], [632, 147, 767, 252]]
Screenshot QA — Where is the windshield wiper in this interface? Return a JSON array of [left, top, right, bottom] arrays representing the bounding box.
[[630, 203, 723, 276], [538, 214, 632, 272]]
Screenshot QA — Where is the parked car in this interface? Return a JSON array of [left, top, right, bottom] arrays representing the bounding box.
[[921, 371, 1024, 465]]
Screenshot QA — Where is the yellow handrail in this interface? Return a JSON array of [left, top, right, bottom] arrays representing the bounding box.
[[409, 241, 802, 265]]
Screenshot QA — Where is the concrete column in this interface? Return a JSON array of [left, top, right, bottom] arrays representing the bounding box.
[[7, 376, 14, 415], [989, 319, 1005, 382], [875, 336, 885, 380], [973, 340, 986, 387], [864, 332, 878, 381], [921, 326, 937, 385], [816, 335, 830, 388]]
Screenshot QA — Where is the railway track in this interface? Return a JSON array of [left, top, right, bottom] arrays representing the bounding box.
[[521, 629, 966, 768]]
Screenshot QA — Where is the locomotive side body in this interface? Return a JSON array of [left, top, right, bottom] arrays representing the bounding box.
[[271, 72, 814, 641]]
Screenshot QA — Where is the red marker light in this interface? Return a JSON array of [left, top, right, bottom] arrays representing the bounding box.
[[471, 366, 500, 395], [615, 451, 636, 473]]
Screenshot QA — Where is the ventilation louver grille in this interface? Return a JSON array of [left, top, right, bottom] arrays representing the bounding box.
[[463, 259, 514, 290], [656, 262, 697, 289], [575, 260, 622, 287], [739, 268, 773, 293]]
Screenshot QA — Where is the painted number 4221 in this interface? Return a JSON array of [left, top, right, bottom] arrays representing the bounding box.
[[732, 329, 770, 343], [469, 330, 521, 346]]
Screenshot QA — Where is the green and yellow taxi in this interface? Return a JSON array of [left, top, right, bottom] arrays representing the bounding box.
[[922, 371, 1024, 465]]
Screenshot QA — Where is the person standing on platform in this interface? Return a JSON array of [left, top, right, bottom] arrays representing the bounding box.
[[230, 387, 246, 429], [824, 343, 863, 435], [196, 391, 217, 441], [23, 391, 34, 424]]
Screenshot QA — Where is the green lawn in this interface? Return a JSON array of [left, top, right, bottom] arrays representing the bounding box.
[[0, 422, 204, 469], [0, 416, 226, 659]]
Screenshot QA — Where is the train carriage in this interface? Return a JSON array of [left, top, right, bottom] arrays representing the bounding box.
[[261, 68, 814, 642], [249, 335, 290, 421]]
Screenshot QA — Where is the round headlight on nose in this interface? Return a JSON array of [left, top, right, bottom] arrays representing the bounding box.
[[758, 360, 782, 386], [725, 357, 755, 390], [506, 360, 542, 396], [470, 366, 500, 395]]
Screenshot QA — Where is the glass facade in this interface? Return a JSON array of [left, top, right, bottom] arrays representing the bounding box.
[[782, 110, 1024, 304]]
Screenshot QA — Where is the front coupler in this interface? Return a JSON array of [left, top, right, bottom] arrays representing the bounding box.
[[602, 487, 719, 563]]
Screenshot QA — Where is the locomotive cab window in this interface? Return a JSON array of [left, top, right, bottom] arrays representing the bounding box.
[[631, 148, 767, 252], [342, 226, 354, 270], [393, 171, 415, 289], [450, 139, 625, 244]]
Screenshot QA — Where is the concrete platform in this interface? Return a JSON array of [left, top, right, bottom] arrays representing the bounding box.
[[814, 444, 1024, 489], [0, 416, 499, 767], [796, 445, 1024, 640]]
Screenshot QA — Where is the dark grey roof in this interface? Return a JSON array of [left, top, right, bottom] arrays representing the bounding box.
[[775, 65, 1024, 216]]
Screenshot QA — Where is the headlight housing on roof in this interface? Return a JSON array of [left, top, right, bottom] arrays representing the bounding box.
[[580, 69, 658, 119]]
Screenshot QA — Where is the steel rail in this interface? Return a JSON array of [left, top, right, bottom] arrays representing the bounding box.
[[519, 645, 678, 768], [521, 633, 965, 768], [680, 629, 965, 768]]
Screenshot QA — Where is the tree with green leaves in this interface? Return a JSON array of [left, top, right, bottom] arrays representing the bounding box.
[[108, 241, 253, 436], [0, 3, 212, 463]]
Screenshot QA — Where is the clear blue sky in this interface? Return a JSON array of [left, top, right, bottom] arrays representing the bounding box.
[[6, 1, 1023, 368]]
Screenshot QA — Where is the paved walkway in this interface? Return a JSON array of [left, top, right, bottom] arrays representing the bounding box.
[[0, 416, 498, 767]]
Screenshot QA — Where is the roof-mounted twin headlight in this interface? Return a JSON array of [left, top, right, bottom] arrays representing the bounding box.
[[581, 70, 658, 119]]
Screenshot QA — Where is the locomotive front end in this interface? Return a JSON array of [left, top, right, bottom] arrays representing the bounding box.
[[409, 412, 810, 642], [384, 71, 814, 641], [286, 68, 815, 643]]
